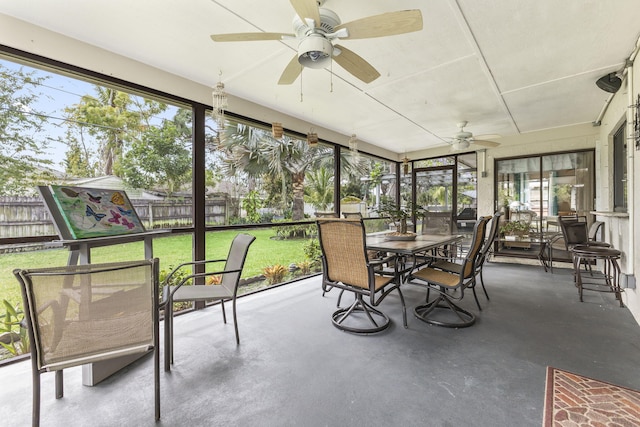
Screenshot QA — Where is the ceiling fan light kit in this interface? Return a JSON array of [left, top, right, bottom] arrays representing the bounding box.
[[298, 35, 332, 68], [210, 0, 423, 85]]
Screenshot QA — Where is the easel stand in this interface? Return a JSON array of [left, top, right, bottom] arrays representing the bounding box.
[[37, 185, 168, 386], [54, 231, 168, 385]]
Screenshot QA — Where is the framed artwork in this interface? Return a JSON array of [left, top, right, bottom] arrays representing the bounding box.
[[47, 185, 146, 239]]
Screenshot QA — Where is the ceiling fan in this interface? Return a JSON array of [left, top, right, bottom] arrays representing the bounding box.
[[210, 0, 423, 85], [446, 121, 501, 151]]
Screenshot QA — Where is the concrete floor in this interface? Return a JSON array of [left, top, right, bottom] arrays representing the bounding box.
[[2, 261, 640, 427]]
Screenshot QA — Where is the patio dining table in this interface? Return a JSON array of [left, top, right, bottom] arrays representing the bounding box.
[[366, 233, 463, 282]]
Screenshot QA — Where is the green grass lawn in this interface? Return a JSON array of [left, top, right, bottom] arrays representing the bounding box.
[[0, 228, 316, 309]]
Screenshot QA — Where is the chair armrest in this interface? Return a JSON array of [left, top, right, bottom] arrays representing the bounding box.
[[162, 259, 227, 285], [163, 268, 242, 303], [368, 254, 396, 267]]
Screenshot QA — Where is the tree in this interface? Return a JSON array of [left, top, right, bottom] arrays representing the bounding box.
[[0, 63, 56, 195], [119, 119, 191, 196], [64, 87, 167, 176], [220, 122, 368, 221], [305, 166, 334, 211]]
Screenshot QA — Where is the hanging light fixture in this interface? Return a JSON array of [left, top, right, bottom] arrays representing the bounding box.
[[272, 122, 284, 139], [211, 71, 228, 129], [402, 156, 410, 175], [307, 128, 318, 146]]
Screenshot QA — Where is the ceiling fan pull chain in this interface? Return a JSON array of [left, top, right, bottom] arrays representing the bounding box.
[[300, 70, 303, 102], [330, 58, 334, 93]]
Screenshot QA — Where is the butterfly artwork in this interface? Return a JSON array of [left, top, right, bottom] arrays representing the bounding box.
[[87, 193, 102, 203], [117, 206, 133, 216], [49, 185, 146, 239], [108, 210, 122, 224], [121, 218, 136, 230], [86, 205, 107, 222]]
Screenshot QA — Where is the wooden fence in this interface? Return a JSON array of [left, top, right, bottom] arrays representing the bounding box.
[[0, 196, 231, 239]]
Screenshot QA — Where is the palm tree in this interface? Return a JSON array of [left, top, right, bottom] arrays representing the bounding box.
[[220, 122, 366, 220], [305, 165, 334, 211]]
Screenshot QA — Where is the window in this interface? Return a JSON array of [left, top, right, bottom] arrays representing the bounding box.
[[613, 123, 627, 212], [496, 150, 595, 230], [339, 149, 396, 217]]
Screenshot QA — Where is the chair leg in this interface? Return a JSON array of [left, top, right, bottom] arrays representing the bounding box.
[[471, 286, 482, 311], [154, 335, 161, 421], [479, 269, 490, 300], [232, 298, 240, 345], [414, 290, 476, 328], [32, 361, 41, 427], [331, 294, 391, 334], [336, 289, 345, 307], [55, 370, 63, 399], [221, 300, 227, 324], [164, 299, 173, 372]]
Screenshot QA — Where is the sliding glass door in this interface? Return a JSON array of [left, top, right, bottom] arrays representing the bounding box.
[[496, 150, 595, 230]]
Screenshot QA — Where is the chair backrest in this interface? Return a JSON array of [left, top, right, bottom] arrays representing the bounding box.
[[221, 233, 256, 291], [421, 211, 455, 235], [14, 259, 159, 372], [559, 218, 588, 247], [315, 211, 339, 218], [343, 212, 362, 219], [588, 221, 605, 241], [317, 219, 369, 289], [478, 211, 502, 260], [462, 216, 491, 278]]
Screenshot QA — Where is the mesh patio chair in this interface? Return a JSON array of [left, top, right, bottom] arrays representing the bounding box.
[[13, 259, 161, 427], [407, 217, 488, 328], [317, 218, 407, 334], [161, 233, 255, 371]]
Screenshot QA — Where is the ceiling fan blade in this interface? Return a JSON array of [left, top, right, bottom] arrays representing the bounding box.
[[472, 140, 501, 148], [335, 10, 423, 40], [333, 45, 381, 83], [211, 32, 294, 42], [474, 134, 502, 140], [278, 54, 303, 85], [290, 0, 321, 27]]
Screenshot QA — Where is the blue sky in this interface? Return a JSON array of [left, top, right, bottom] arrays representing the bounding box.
[[2, 58, 181, 172]]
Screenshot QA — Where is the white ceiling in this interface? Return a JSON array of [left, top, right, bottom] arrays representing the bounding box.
[[2, 0, 640, 154]]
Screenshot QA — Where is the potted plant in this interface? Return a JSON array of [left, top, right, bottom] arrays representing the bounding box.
[[376, 199, 425, 240], [500, 220, 530, 240]]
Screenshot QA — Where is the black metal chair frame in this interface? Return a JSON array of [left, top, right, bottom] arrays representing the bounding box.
[[407, 217, 489, 328], [572, 245, 624, 307], [317, 218, 407, 334]]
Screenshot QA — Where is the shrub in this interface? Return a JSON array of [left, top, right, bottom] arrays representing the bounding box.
[[272, 222, 315, 239], [159, 266, 193, 311], [0, 300, 29, 357], [206, 274, 222, 285], [303, 238, 322, 267], [296, 261, 312, 275], [262, 264, 288, 285]]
